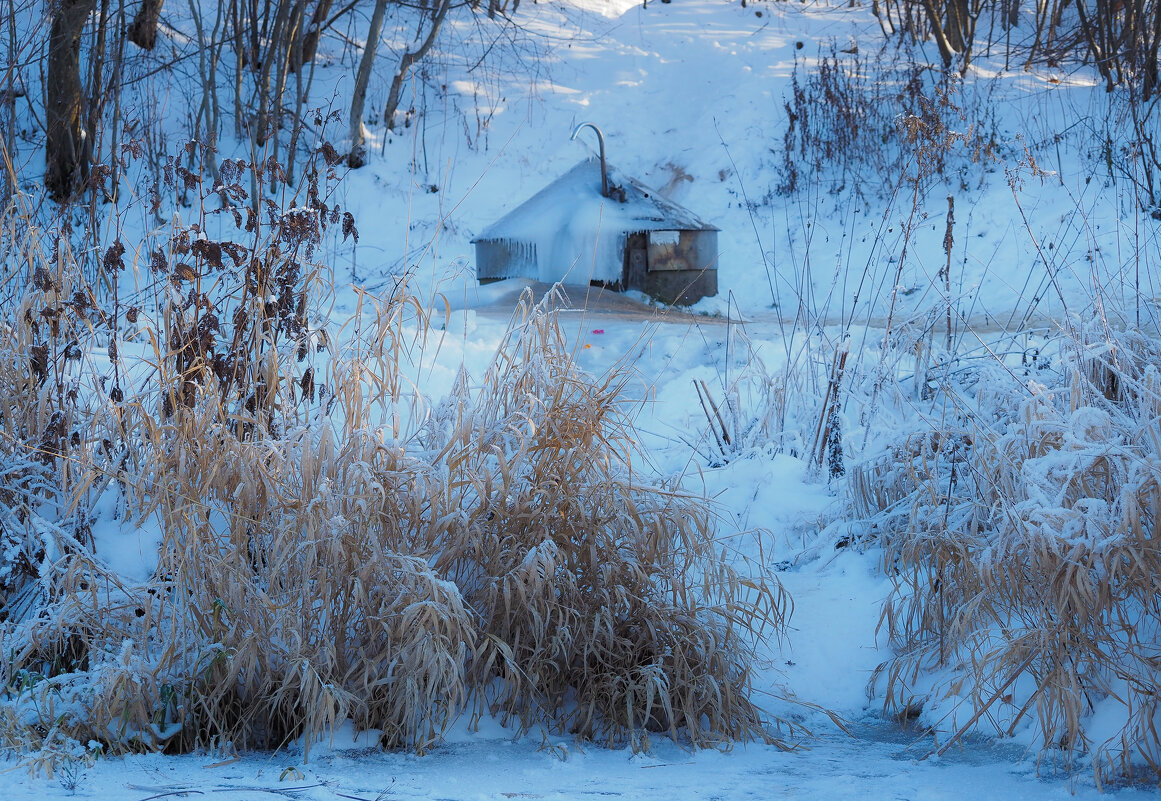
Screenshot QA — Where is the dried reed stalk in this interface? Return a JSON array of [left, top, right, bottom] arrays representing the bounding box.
[[863, 325, 1161, 783], [1, 272, 789, 765]]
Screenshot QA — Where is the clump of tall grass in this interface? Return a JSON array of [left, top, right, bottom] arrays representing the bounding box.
[[438, 294, 789, 747], [0, 174, 787, 764], [0, 195, 109, 629], [858, 324, 1161, 782], [779, 41, 1004, 201]]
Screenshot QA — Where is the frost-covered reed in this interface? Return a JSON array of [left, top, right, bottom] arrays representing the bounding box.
[[0, 185, 787, 769], [859, 324, 1161, 784]]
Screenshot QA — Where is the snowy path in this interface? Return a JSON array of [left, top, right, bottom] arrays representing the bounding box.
[[8, 720, 1151, 801], [446, 280, 1091, 340]]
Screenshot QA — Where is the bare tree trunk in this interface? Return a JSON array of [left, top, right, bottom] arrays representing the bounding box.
[[188, 0, 222, 185], [46, 0, 97, 201], [84, 0, 108, 181], [1145, 1, 1161, 99], [267, 0, 303, 190], [255, 0, 292, 147], [296, 0, 333, 68], [230, 0, 244, 138], [919, 0, 957, 67], [287, 0, 321, 185], [106, 0, 126, 201], [944, 0, 969, 52], [2, 0, 17, 202], [347, 0, 388, 168], [1076, 0, 1117, 91], [127, 0, 164, 50], [383, 0, 451, 131]]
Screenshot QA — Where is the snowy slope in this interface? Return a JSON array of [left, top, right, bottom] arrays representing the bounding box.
[[329, 0, 1151, 329]]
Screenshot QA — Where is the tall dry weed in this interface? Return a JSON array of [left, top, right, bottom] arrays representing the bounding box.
[[860, 325, 1161, 782], [432, 292, 788, 747], [1, 269, 787, 764], [0, 196, 109, 626], [779, 42, 1002, 201]]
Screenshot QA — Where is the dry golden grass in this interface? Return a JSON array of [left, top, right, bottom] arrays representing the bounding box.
[[433, 292, 788, 748], [859, 326, 1161, 783], [0, 203, 105, 624], [0, 220, 787, 766]]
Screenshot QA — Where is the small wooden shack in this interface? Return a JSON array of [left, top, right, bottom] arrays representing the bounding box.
[[472, 157, 719, 305]]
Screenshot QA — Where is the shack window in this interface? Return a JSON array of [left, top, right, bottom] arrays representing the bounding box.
[[646, 231, 693, 272]]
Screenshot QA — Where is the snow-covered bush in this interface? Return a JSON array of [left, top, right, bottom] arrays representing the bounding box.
[[778, 42, 1002, 200], [860, 325, 1161, 782]]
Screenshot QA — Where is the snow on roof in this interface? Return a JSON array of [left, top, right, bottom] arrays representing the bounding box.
[[472, 157, 718, 284]]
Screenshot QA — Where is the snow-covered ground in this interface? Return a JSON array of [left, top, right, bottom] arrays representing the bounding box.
[[4, 0, 1160, 797], [7, 714, 1159, 801]]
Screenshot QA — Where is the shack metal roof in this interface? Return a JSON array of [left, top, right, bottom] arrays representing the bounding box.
[[471, 158, 718, 284]]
